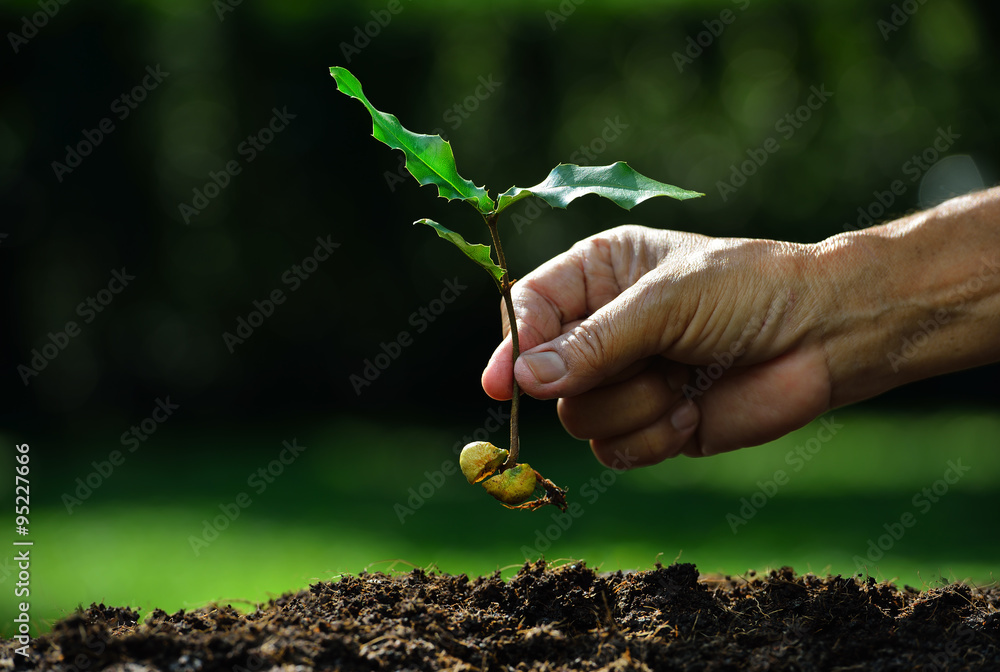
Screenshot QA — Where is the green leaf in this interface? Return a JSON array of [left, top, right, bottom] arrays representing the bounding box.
[[330, 66, 494, 213], [496, 161, 703, 213], [415, 219, 506, 283]]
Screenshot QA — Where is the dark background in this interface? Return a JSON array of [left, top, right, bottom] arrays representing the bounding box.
[[3, 0, 999, 443], [4, 0, 1000, 636]]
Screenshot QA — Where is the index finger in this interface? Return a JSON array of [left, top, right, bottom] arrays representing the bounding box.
[[482, 225, 668, 399]]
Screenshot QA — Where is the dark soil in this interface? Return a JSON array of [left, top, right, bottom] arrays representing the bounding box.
[[5, 561, 1000, 671]]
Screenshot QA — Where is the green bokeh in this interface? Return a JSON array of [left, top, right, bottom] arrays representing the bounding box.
[[3, 0, 999, 641], [4, 0, 998, 421], [4, 409, 999, 636]]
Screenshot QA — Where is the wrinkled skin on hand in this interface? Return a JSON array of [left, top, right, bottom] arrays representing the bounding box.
[[482, 225, 831, 466]]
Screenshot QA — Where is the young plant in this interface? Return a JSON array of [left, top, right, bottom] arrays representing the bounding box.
[[330, 66, 702, 512]]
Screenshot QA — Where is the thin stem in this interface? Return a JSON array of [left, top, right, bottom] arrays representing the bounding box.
[[485, 212, 520, 469]]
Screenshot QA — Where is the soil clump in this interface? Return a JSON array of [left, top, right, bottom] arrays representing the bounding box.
[[5, 561, 999, 671]]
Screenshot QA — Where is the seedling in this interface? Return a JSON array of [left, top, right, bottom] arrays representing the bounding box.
[[458, 441, 568, 512], [330, 66, 702, 511]]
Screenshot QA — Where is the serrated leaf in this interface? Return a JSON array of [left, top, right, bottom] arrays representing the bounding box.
[[331, 67, 494, 213], [415, 219, 506, 283], [496, 161, 703, 213]]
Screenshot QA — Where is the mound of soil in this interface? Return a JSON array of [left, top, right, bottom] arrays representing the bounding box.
[[6, 561, 1000, 671]]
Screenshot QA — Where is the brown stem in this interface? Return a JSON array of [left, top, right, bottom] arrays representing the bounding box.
[[485, 213, 520, 469]]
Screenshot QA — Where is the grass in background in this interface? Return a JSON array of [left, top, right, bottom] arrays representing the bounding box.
[[3, 408, 999, 636]]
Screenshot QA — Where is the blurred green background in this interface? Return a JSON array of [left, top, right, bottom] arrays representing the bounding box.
[[2, 0, 999, 635]]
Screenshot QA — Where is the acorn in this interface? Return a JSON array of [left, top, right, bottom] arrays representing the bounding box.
[[481, 463, 538, 506], [459, 441, 508, 484]]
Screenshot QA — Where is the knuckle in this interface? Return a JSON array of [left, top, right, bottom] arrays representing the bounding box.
[[560, 319, 610, 374]]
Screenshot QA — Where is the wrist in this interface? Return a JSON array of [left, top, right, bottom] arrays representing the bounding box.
[[808, 189, 1000, 407]]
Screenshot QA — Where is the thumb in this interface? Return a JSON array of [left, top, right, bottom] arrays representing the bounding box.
[[514, 278, 670, 399]]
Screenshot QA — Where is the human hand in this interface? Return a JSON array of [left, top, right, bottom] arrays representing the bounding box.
[[481, 224, 832, 467], [483, 190, 1000, 469], [483, 226, 830, 466]]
